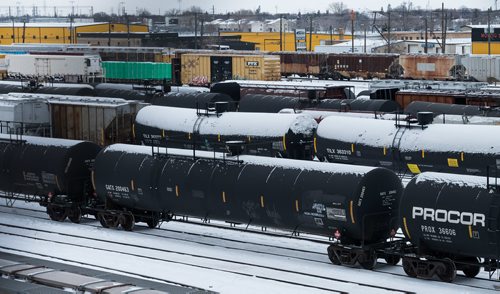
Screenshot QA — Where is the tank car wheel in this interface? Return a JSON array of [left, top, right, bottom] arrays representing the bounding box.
[[327, 246, 341, 265], [47, 204, 67, 222], [359, 251, 377, 270], [384, 254, 401, 266], [120, 213, 135, 231], [462, 257, 481, 278], [68, 207, 82, 224], [437, 258, 456, 282], [97, 213, 109, 228], [402, 258, 417, 277]]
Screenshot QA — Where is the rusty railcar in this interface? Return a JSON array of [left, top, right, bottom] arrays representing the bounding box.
[[326, 53, 400, 79], [278, 52, 328, 77], [395, 90, 500, 109], [399, 54, 464, 80]]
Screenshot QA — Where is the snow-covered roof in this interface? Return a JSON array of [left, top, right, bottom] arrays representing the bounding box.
[[0, 133, 84, 147], [135, 106, 317, 137], [5, 93, 134, 107], [414, 172, 488, 188], [0, 22, 107, 28]]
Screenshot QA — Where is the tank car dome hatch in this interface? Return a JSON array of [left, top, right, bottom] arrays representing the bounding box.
[[400, 172, 500, 260], [151, 92, 236, 111], [417, 112, 434, 125]]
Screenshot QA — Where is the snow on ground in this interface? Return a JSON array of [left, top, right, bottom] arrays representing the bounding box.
[[0, 202, 498, 293]]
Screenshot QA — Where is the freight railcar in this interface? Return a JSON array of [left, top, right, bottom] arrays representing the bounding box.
[[134, 106, 317, 160], [276, 52, 400, 80], [102, 61, 172, 82], [395, 90, 500, 109], [400, 172, 500, 281], [0, 134, 101, 222], [315, 115, 500, 176], [399, 54, 465, 80], [404, 101, 500, 117], [151, 92, 235, 110], [94, 144, 404, 266]]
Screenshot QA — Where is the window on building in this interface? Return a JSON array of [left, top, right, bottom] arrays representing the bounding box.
[[410, 37, 413, 40]]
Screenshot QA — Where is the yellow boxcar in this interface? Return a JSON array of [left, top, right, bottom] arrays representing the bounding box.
[[180, 53, 280, 86]]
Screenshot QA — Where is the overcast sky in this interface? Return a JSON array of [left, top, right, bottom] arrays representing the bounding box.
[[0, 1, 494, 15]]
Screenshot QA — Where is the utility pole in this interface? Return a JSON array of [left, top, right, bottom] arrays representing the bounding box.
[[279, 14, 283, 51], [364, 24, 367, 53], [108, 21, 111, 46], [424, 18, 428, 53], [441, 3, 445, 53], [330, 25, 333, 44], [387, 4, 391, 53], [194, 13, 198, 49], [126, 13, 130, 47], [351, 10, 355, 53], [488, 7, 491, 55], [309, 15, 313, 51]]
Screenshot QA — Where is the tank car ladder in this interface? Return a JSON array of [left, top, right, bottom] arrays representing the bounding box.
[[390, 119, 407, 176]]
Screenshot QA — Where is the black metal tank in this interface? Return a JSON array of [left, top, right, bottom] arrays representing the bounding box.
[[151, 92, 236, 111], [94, 144, 404, 244], [315, 99, 401, 113], [404, 101, 499, 117], [239, 94, 309, 113], [36, 86, 95, 96], [0, 84, 24, 94], [0, 135, 101, 200], [94, 88, 147, 101], [133, 105, 317, 160], [400, 172, 500, 260]]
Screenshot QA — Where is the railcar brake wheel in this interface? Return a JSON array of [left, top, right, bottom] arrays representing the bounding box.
[[437, 258, 456, 282]]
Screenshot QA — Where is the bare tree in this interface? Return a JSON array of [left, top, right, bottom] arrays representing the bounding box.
[[328, 2, 346, 14]]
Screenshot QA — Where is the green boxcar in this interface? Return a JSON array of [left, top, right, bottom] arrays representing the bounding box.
[[102, 61, 172, 80]]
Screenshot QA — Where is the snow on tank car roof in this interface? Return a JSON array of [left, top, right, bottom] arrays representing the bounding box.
[[104, 144, 376, 176], [6, 93, 135, 106], [0, 133, 85, 147], [136, 106, 317, 136], [318, 115, 500, 154], [414, 172, 489, 189], [0, 80, 94, 89]]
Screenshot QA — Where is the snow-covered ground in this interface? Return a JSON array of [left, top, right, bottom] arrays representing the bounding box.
[[0, 201, 498, 293]]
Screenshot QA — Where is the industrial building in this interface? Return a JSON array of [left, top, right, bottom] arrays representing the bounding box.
[[0, 22, 148, 45]]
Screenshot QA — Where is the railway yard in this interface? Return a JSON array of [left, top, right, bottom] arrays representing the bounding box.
[[0, 2, 499, 294]]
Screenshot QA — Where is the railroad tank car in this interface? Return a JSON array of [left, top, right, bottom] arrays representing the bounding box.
[[94, 88, 147, 101], [399, 172, 500, 281], [93, 144, 404, 267], [151, 92, 236, 111], [0, 134, 101, 222], [315, 116, 500, 176], [239, 94, 310, 113], [405, 101, 500, 117], [134, 105, 317, 160]]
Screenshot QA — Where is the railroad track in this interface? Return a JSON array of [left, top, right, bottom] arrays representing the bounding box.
[[0, 203, 498, 293]]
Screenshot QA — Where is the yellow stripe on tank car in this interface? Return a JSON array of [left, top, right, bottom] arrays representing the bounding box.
[[162, 130, 165, 138], [461, 152, 464, 162], [349, 201, 355, 224], [407, 164, 421, 174], [403, 217, 411, 239], [383, 147, 387, 156], [175, 185, 180, 197], [218, 134, 221, 142], [468, 225, 472, 238], [188, 133, 191, 140], [313, 137, 317, 154], [130, 179, 135, 191], [222, 191, 226, 203], [260, 195, 265, 208], [282, 135, 287, 151], [421, 150, 425, 159], [351, 144, 354, 153], [295, 199, 300, 212]]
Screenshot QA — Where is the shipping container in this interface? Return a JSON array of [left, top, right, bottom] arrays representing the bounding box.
[[102, 61, 172, 81], [180, 53, 280, 86], [399, 54, 463, 80]]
